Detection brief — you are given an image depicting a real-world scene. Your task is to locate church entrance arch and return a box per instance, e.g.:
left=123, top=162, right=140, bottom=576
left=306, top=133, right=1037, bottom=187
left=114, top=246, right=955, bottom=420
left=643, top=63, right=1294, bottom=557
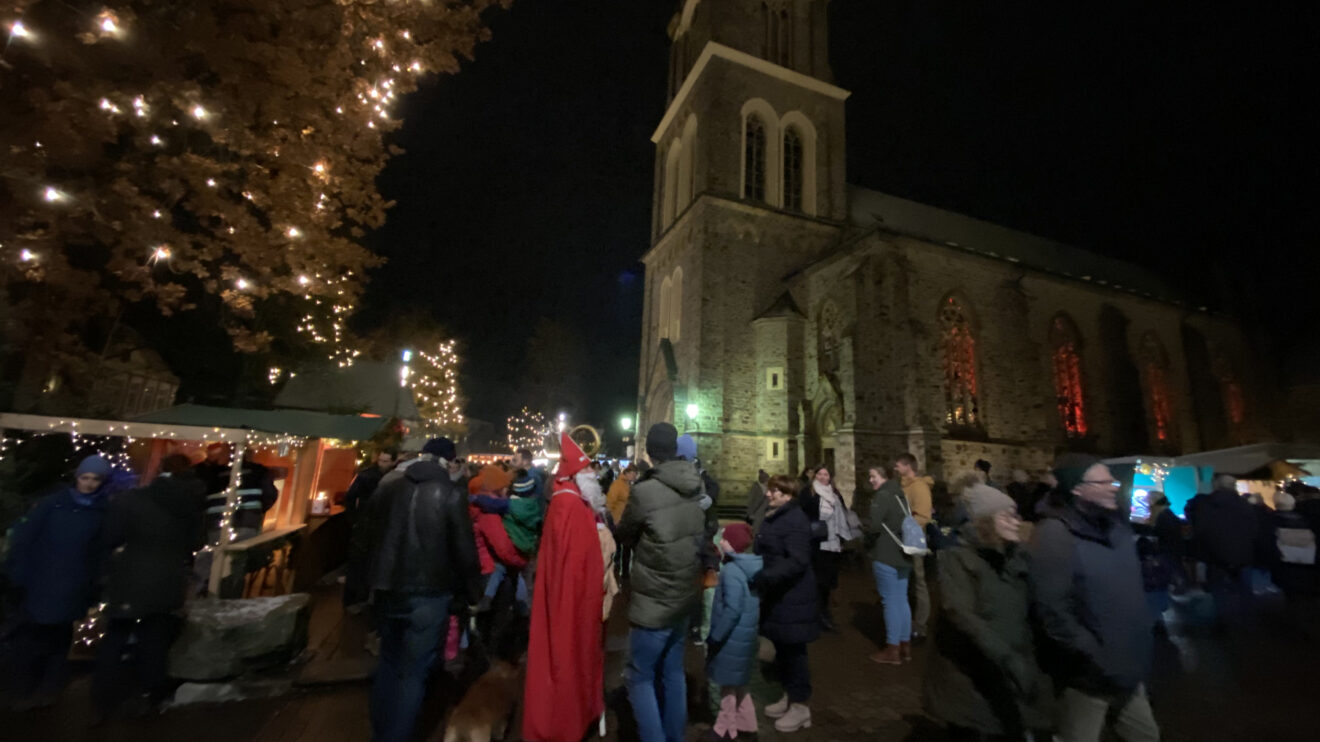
left=811, top=377, right=842, bottom=470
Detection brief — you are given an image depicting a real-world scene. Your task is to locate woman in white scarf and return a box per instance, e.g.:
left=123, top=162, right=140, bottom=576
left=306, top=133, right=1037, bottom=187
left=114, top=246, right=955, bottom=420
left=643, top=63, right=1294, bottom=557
left=808, top=466, right=851, bottom=632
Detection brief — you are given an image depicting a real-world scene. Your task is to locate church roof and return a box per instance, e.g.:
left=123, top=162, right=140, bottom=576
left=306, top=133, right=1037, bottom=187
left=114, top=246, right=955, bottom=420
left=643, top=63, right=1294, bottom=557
left=846, top=186, right=1179, bottom=302
left=754, top=292, right=806, bottom=321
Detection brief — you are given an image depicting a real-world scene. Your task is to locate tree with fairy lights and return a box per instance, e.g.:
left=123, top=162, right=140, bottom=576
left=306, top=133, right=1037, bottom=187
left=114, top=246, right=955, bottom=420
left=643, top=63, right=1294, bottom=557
left=410, top=339, right=466, bottom=437
left=0, top=1, right=509, bottom=378
left=506, top=407, right=550, bottom=454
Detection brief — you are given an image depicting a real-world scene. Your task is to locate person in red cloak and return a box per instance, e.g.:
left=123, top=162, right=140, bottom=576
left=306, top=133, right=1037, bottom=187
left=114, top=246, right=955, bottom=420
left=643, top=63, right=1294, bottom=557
left=522, top=432, right=606, bottom=742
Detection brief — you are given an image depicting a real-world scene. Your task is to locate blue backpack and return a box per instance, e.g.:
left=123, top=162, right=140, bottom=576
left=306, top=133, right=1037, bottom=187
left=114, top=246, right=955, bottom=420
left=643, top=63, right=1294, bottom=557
left=882, top=493, right=930, bottom=556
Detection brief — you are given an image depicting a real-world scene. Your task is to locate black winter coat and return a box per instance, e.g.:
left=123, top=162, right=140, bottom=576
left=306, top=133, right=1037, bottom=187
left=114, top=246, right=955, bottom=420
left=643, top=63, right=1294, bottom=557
left=102, top=473, right=206, bottom=618
left=752, top=501, right=819, bottom=645
left=1191, top=489, right=1256, bottom=569
left=364, top=460, right=482, bottom=602
left=1030, top=499, right=1151, bottom=696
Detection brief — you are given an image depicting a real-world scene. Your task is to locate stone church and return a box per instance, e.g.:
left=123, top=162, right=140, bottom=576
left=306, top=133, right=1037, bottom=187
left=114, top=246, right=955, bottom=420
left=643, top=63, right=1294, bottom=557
left=635, top=0, right=1261, bottom=502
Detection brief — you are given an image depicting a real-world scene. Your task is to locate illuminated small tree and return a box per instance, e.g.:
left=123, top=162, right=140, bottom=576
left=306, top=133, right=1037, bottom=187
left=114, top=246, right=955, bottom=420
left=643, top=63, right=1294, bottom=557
left=411, top=340, right=465, bottom=436
left=506, top=407, right=549, bottom=454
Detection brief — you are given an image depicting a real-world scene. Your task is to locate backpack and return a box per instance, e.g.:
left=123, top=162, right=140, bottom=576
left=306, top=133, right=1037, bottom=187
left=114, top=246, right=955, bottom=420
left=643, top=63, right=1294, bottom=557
left=882, top=493, right=930, bottom=556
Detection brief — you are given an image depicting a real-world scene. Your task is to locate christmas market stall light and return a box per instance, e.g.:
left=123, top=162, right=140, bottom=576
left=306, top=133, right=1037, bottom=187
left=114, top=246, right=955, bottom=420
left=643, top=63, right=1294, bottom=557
left=1, top=1, right=510, bottom=371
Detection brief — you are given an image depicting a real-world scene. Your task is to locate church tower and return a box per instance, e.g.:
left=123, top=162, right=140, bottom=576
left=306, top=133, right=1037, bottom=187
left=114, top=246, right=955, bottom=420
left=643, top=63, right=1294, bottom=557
left=638, top=0, right=850, bottom=494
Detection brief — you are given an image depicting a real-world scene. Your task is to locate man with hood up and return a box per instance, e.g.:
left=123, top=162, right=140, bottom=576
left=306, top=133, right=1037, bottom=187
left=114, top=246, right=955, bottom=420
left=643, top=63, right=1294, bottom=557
left=4, top=454, right=113, bottom=708
left=617, top=422, right=707, bottom=742
left=523, top=432, right=613, bottom=742
left=363, top=436, right=481, bottom=742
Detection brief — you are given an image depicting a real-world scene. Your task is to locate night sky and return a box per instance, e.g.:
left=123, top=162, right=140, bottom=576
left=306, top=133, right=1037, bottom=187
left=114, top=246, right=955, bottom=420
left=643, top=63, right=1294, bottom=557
left=355, top=1, right=1315, bottom=429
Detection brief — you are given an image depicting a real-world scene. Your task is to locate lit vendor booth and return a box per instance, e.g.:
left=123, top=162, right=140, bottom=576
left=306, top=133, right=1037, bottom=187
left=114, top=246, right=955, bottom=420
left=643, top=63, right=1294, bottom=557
left=1102, top=455, right=1211, bottom=520
left=1, top=406, right=384, bottom=599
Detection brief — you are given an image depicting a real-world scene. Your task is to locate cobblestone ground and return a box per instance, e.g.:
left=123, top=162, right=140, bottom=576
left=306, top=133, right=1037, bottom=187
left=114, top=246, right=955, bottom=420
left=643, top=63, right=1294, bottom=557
left=3, top=559, right=1319, bottom=742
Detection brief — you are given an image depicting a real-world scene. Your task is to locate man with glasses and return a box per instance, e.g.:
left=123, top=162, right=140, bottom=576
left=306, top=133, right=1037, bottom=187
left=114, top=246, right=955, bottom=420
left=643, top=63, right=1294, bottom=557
left=1031, top=454, right=1159, bottom=741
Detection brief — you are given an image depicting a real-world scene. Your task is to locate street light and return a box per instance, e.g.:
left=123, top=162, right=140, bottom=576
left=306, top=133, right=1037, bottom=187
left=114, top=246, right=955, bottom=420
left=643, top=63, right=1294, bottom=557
left=685, top=403, right=699, bottom=420
left=620, top=416, right=632, bottom=431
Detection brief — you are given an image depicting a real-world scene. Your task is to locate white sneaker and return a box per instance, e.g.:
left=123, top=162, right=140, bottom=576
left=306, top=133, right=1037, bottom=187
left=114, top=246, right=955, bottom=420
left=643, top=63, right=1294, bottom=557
left=764, top=695, right=789, bottom=719
left=774, top=703, right=811, bottom=732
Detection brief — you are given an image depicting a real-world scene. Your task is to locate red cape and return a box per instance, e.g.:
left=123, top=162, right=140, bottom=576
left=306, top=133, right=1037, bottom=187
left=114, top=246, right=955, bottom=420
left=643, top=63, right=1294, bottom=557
left=522, top=482, right=605, bottom=742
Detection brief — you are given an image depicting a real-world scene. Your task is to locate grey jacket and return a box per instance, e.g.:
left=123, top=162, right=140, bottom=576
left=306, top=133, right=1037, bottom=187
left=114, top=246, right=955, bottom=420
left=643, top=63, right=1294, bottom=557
left=616, top=459, right=706, bottom=628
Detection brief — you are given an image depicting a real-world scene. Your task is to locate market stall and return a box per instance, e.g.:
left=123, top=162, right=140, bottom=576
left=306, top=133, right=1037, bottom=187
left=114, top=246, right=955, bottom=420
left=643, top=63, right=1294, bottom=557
left=1, top=406, right=385, bottom=598
left=1174, top=442, right=1320, bottom=507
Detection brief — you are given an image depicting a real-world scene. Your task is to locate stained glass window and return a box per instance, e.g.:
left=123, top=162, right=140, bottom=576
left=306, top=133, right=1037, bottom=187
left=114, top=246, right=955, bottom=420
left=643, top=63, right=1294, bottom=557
left=1141, top=333, right=1174, bottom=444
left=1049, top=315, right=1087, bottom=436
left=939, top=297, right=979, bottom=427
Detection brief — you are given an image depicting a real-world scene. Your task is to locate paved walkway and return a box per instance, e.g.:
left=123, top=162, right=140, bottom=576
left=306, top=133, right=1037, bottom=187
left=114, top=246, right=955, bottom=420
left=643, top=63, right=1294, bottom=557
left=3, top=560, right=1319, bottom=741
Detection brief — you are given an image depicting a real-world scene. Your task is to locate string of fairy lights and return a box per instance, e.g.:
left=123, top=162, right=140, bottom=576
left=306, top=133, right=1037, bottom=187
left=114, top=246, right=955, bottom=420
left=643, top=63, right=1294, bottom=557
left=1, top=3, right=500, bottom=368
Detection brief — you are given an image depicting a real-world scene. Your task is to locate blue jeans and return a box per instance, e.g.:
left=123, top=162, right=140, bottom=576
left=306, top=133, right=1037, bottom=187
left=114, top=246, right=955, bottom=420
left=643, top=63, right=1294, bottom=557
left=627, top=619, right=689, bottom=742
left=872, top=561, right=912, bottom=646
left=371, top=592, right=451, bottom=742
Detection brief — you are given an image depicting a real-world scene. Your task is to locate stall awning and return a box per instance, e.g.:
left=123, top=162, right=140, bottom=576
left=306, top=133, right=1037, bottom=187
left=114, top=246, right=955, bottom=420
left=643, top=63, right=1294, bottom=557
left=1173, top=443, right=1320, bottom=478
left=133, top=404, right=386, bottom=443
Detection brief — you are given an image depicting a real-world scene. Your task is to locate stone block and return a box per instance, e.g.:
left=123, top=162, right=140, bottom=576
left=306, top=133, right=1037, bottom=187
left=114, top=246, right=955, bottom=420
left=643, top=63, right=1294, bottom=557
left=168, top=594, right=311, bottom=681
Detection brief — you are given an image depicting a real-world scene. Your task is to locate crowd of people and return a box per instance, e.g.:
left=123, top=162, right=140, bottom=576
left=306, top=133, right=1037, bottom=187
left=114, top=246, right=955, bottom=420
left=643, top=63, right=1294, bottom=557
left=4, top=426, right=1320, bottom=742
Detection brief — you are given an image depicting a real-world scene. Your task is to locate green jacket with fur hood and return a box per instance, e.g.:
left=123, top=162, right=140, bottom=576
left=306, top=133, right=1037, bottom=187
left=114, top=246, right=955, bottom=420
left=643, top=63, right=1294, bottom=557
left=616, top=459, right=707, bottom=628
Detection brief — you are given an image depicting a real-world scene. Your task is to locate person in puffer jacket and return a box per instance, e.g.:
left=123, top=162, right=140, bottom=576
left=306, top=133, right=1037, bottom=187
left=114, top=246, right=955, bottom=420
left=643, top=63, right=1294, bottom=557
left=704, top=523, right=763, bottom=742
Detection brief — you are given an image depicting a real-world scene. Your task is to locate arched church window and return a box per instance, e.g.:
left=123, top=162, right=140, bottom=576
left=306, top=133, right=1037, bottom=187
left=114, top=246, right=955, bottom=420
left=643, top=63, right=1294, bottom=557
left=658, top=276, right=672, bottom=340
left=670, top=267, right=683, bottom=342
left=777, top=9, right=791, bottom=67
left=1049, top=314, right=1087, bottom=437
left=1140, top=333, right=1175, bottom=444
left=783, top=126, right=804, bottom=213
left=939, top=296, right=980, bottom=428
left=1212, top=353, right=1246, bottom=429
left=662, top=140, right=681, bottom=227
left=743, top=114, right=767, bottom=202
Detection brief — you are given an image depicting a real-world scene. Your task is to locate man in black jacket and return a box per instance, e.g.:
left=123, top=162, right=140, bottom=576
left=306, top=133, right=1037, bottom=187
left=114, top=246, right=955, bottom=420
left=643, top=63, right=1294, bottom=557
left=1190, top=474, right=1256, bottom=626
left=363, top=437, right=481, bottom=742
left=342, top=448, right=397, bottom=608
left=1031, top=454, right=1159, bottom=742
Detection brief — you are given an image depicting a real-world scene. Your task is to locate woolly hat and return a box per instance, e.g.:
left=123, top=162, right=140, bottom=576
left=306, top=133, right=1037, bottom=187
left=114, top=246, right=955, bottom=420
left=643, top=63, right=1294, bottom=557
left=467, top=476, right=483, bottom=495
left=964, top=483, right=1017, bottom=520
left=422, top=437, right=456, bottom=461
left=676, top=434, right=697, bottom=461
left=76, top=454, right=111, bottom=479
left=512, top=473, right=537, bottom=495
left=556, top=431, right=591, bottom=479
left=645, top=422, right=678, bottom=462
left=722, top=523, right=754, bottom=554
left=1052, top=453, right=1102, bottom=499
left=481, top=465, right=513, bottom=493
left=1275, top=491, right=1296, bottom=512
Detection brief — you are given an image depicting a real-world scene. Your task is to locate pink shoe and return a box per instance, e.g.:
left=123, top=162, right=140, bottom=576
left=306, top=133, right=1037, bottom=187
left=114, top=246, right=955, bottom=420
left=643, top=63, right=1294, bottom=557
left=734, top=692, right=758, bottom=734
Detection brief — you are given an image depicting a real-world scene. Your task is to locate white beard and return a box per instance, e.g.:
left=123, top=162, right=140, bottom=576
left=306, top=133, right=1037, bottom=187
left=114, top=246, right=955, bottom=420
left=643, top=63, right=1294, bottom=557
left=575, top=470, right=606, bottom=514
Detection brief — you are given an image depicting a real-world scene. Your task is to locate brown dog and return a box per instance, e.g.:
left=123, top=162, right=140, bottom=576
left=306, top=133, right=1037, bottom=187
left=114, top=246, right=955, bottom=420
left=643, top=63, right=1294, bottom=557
left=436, top=659, right=524, bottom=742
